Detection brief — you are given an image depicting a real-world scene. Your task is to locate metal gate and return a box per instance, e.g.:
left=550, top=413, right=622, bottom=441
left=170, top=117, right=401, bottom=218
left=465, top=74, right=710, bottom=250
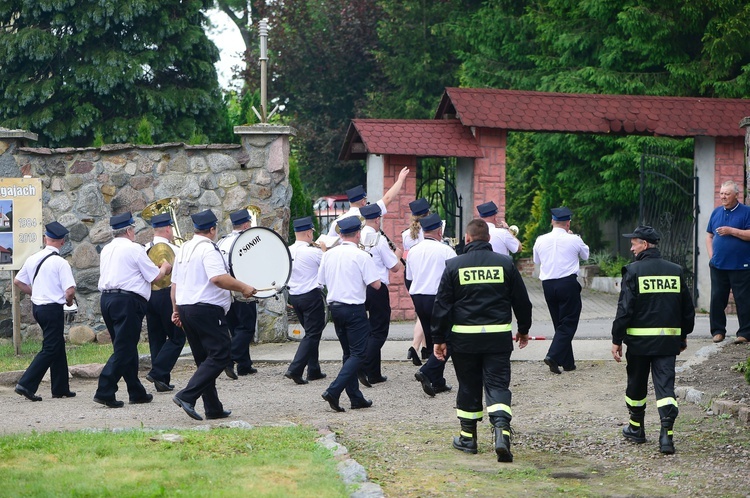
left=416, top=157, right=464, bottom=253
left=639, top=146, right=698, bottom=302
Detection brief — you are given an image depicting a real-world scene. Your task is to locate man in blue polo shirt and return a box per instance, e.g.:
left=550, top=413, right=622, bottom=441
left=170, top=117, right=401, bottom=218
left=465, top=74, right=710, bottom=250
left=706, top=180, right=750, bottom=344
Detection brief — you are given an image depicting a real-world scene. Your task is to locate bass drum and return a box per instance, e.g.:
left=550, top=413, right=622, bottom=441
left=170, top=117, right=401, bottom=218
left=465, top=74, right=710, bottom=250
left=228, top=227, right=292, bottom=298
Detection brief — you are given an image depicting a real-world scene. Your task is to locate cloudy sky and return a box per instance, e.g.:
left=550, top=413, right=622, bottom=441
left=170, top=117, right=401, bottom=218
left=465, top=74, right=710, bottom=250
left=206, top=9, right=246, bottom=91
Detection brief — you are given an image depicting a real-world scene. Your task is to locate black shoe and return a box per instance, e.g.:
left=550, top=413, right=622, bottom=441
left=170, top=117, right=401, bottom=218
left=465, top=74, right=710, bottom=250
left=284, top=371, right=309, bottom=385
left=146, top=374, right=174, bottom=392
left=369, top=375, right=388, bottom=384
left=421, top=347, right=430, bottom=360
left=206, top=410, right=232, bottom=420
left=306, top=372, right=327, bottom=381
left=434, top=384, right=452, bottom=394
left=563, top=365, right=577, bottom=372
left=52, top=391, right=76, bottom=398
left=173, top=395, right=203, bottom=420
left=452, top=435, right=478, bottom=454
left=224, top=365, right=238, bottom=380
left=321, top=391, right=345, bottom=412
left=237, top=366, right=258, bottom=376
left=544, top=356, right=562, bottom=375
left=407, top=347, right=422, bottom=366
left=93, top=396, right=124, bottom=408
left=351, top=399, right=373, bottom=410
left=357, top=371, right=372, bottom=388
left=129, top=393, right=154, bottom=404
left=493, top=427, right=514, bottom=463
left=15, top=384, right=42, bottom=402
left=414, top=372, right=436, bottom=397
left=622, top=424, right=646, bottom=444
left=659, top=426, right=675, bottom=454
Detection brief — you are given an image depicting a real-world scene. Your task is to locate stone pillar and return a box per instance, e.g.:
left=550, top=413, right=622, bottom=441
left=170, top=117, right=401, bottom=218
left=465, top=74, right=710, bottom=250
left=0, top=128, right=38, bottom=178
left=695, top=136, right=715, bottom=311
left=234, top=125, right=296, bottom=342
left=456, top=157, right=475, bottom=230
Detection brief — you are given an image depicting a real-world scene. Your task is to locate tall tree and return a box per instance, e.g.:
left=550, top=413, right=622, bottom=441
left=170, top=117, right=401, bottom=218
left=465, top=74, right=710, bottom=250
left=457, top=0, right=750, bottom=252
left=0, top=0, right=228, bottom=146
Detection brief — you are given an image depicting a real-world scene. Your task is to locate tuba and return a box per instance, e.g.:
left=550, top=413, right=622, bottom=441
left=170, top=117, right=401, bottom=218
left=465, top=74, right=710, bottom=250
left=141, top=197, right=185, bottom=245
left=141, top=197, right=183, bottom=291
left=246, top=204, right=262, bottom=227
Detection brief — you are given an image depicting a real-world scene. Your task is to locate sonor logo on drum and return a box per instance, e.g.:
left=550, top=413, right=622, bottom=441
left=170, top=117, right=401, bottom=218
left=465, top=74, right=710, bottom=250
left=238, top=235, right=262, bottom=257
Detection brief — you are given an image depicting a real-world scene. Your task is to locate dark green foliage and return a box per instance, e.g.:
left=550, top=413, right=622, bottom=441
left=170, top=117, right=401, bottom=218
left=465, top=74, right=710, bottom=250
left=287, top=155, right=314, bottom=244
left=0, top=0, right=229, bottom=146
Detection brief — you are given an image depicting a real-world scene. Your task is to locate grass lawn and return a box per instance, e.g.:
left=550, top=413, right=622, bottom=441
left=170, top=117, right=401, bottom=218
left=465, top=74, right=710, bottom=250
left=0, top=340, right=150, bottom=372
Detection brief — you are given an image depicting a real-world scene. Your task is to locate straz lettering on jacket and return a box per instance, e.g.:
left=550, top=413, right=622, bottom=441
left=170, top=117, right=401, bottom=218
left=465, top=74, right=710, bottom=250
left=459, top=266, right=504, bottom=285
left=638, top=275, right=679, bottom=293
left=237, top=235, right=262, bottom=257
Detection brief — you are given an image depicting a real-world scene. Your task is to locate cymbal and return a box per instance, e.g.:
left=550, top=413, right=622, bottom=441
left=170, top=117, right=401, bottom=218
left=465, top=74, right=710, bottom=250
left=148, top=242, right=175, bottom=290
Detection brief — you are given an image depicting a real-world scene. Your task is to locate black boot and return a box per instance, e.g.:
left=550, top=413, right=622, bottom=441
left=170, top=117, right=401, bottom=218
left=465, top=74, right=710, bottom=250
left=492, top=425, right=513, bottom=462
left=622, top=410, right=646, bottom=443
left=452, top=420, right=477, bottom=454
left=659, top=418, right=675, bottom=454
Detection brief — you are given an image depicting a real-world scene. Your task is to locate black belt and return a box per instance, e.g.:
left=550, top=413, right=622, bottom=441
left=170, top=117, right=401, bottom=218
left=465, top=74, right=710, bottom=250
left=102, top=289, right=146, bottom=302
left=329, top=301, right=364, bottom=307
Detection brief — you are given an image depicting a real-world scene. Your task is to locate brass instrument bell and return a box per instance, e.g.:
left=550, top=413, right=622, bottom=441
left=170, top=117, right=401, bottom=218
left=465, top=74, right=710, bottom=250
left=141, top=197, right=185, bottom=245
left=147, top=242, right=176, bottom=290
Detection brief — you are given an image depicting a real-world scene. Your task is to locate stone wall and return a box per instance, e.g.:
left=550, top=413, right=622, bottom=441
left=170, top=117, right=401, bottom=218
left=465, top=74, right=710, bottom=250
left=0, top=126, right=295, bottom=343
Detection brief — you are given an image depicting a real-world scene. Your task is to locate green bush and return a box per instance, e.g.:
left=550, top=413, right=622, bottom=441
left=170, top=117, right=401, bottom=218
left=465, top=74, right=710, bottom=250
left=585, top=251, right=632, bottom=277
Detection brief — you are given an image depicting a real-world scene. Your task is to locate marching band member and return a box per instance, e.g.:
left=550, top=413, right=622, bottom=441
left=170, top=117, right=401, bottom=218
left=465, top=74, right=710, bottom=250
left=171, top=210, right=256, bottom=421
left=284, top=216, right=327, bottom=384
left=318, top=216, right=381, bottom=412
left=406, top=213, right=456, bottom=397
left=327, top=167, right=410, bottom=236
left=217, top=209, right=258, bottom=379
left=476, top=201, right=521, bottom=256
left=401, top=197, right=430, bottom=365
left=358, top=203, right=403, bottom=386
left=144, top=213, right=185, bottom=393
left=95, top=212, right=171, bottom=408
left=13, top=222, right=77, bottom=401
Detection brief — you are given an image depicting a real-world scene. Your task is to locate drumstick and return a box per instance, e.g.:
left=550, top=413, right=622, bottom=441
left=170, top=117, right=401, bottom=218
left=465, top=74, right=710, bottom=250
left=254, top=282, right=285, bottom=292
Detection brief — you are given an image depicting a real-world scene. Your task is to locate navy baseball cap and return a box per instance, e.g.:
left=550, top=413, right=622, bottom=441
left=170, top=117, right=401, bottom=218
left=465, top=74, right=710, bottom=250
left=191, top=210, right=218, bottom=230
left=338, top=216, right=363, bottom=234
left=420, top=213, right=442, bottom=232
left=409, top=198, right=430, bottom=216
left=150, top=213, right=172, bottom=228
left=44, top=221, right=69, bottom=239
left=551, top=207, right=573, bottom=221
left=346, top=185, right=367, bottom=203
left=229, top=209, right=251, bottom=226
left=360, top=204, right=382, bottom=220
left=293, top=217, right=314, bottom=232
left=477, top=201, right=498, bottom=218
left=110, top=212, right=134, bottom=230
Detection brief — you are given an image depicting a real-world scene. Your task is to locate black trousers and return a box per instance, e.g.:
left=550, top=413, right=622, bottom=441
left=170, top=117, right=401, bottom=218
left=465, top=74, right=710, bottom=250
left=452, top=350, right=512, bottom=427
left=96, top=293, right=149, bottom=402
left=176, top=304, right=230, bottom=416
left=18, top=303, right=70, bottom=395
left=709, top=265, right=750, bottom=340
left=326, top=303, right=368, bottom=404
left=287, top=289, right=325, bottom=378
left=226, top=300, right=257, bottom=372
left=411, top=293, right=449, bottom=389
left=542, top=275, right=582, bottom=370
left=146, top=287, right=186, bottom=385
left=625, top=351, right=678, bottom=421
left=363, top=283, right=391, bottom=379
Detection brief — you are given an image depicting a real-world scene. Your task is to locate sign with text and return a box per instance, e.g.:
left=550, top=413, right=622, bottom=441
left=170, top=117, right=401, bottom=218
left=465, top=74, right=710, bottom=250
left=0, top=178, right=43, bottom=271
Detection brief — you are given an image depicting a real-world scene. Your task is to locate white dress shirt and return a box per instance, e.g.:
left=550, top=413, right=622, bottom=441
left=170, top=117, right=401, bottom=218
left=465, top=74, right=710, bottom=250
left=98, top=237, right=160, bottom=300
left=405, top=238, right=456, bottom=295
left=318, top=241, right=380, bottom=304
left=401, top=227, right=424, bottom=253
left=486, top=221, right=520, bottom=256
left=16, top=246, right=76, bottom=305
left=533, top=227, right=590, bottom=280
left=173, top=235, right=232, bottom=313
left=361, top=225, right=399, bottom=285
left=288, top=240, right=323, bottom=295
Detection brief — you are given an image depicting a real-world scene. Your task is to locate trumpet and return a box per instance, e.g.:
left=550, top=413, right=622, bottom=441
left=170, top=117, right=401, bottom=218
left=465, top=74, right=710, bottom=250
left=141, top=197, right=185, bottom=246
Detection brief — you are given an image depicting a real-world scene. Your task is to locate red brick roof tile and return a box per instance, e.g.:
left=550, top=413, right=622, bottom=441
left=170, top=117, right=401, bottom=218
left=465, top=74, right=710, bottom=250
left=339, top=119, right=483, bottom=160
left=436, top=88, right=750, bottom=138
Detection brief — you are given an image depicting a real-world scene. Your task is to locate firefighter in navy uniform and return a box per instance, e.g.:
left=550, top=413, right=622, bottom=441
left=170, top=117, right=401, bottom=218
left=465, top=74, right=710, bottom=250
left=432, top=219, right=532, bottom=462
left=611, top=226, right=695, bottom=455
